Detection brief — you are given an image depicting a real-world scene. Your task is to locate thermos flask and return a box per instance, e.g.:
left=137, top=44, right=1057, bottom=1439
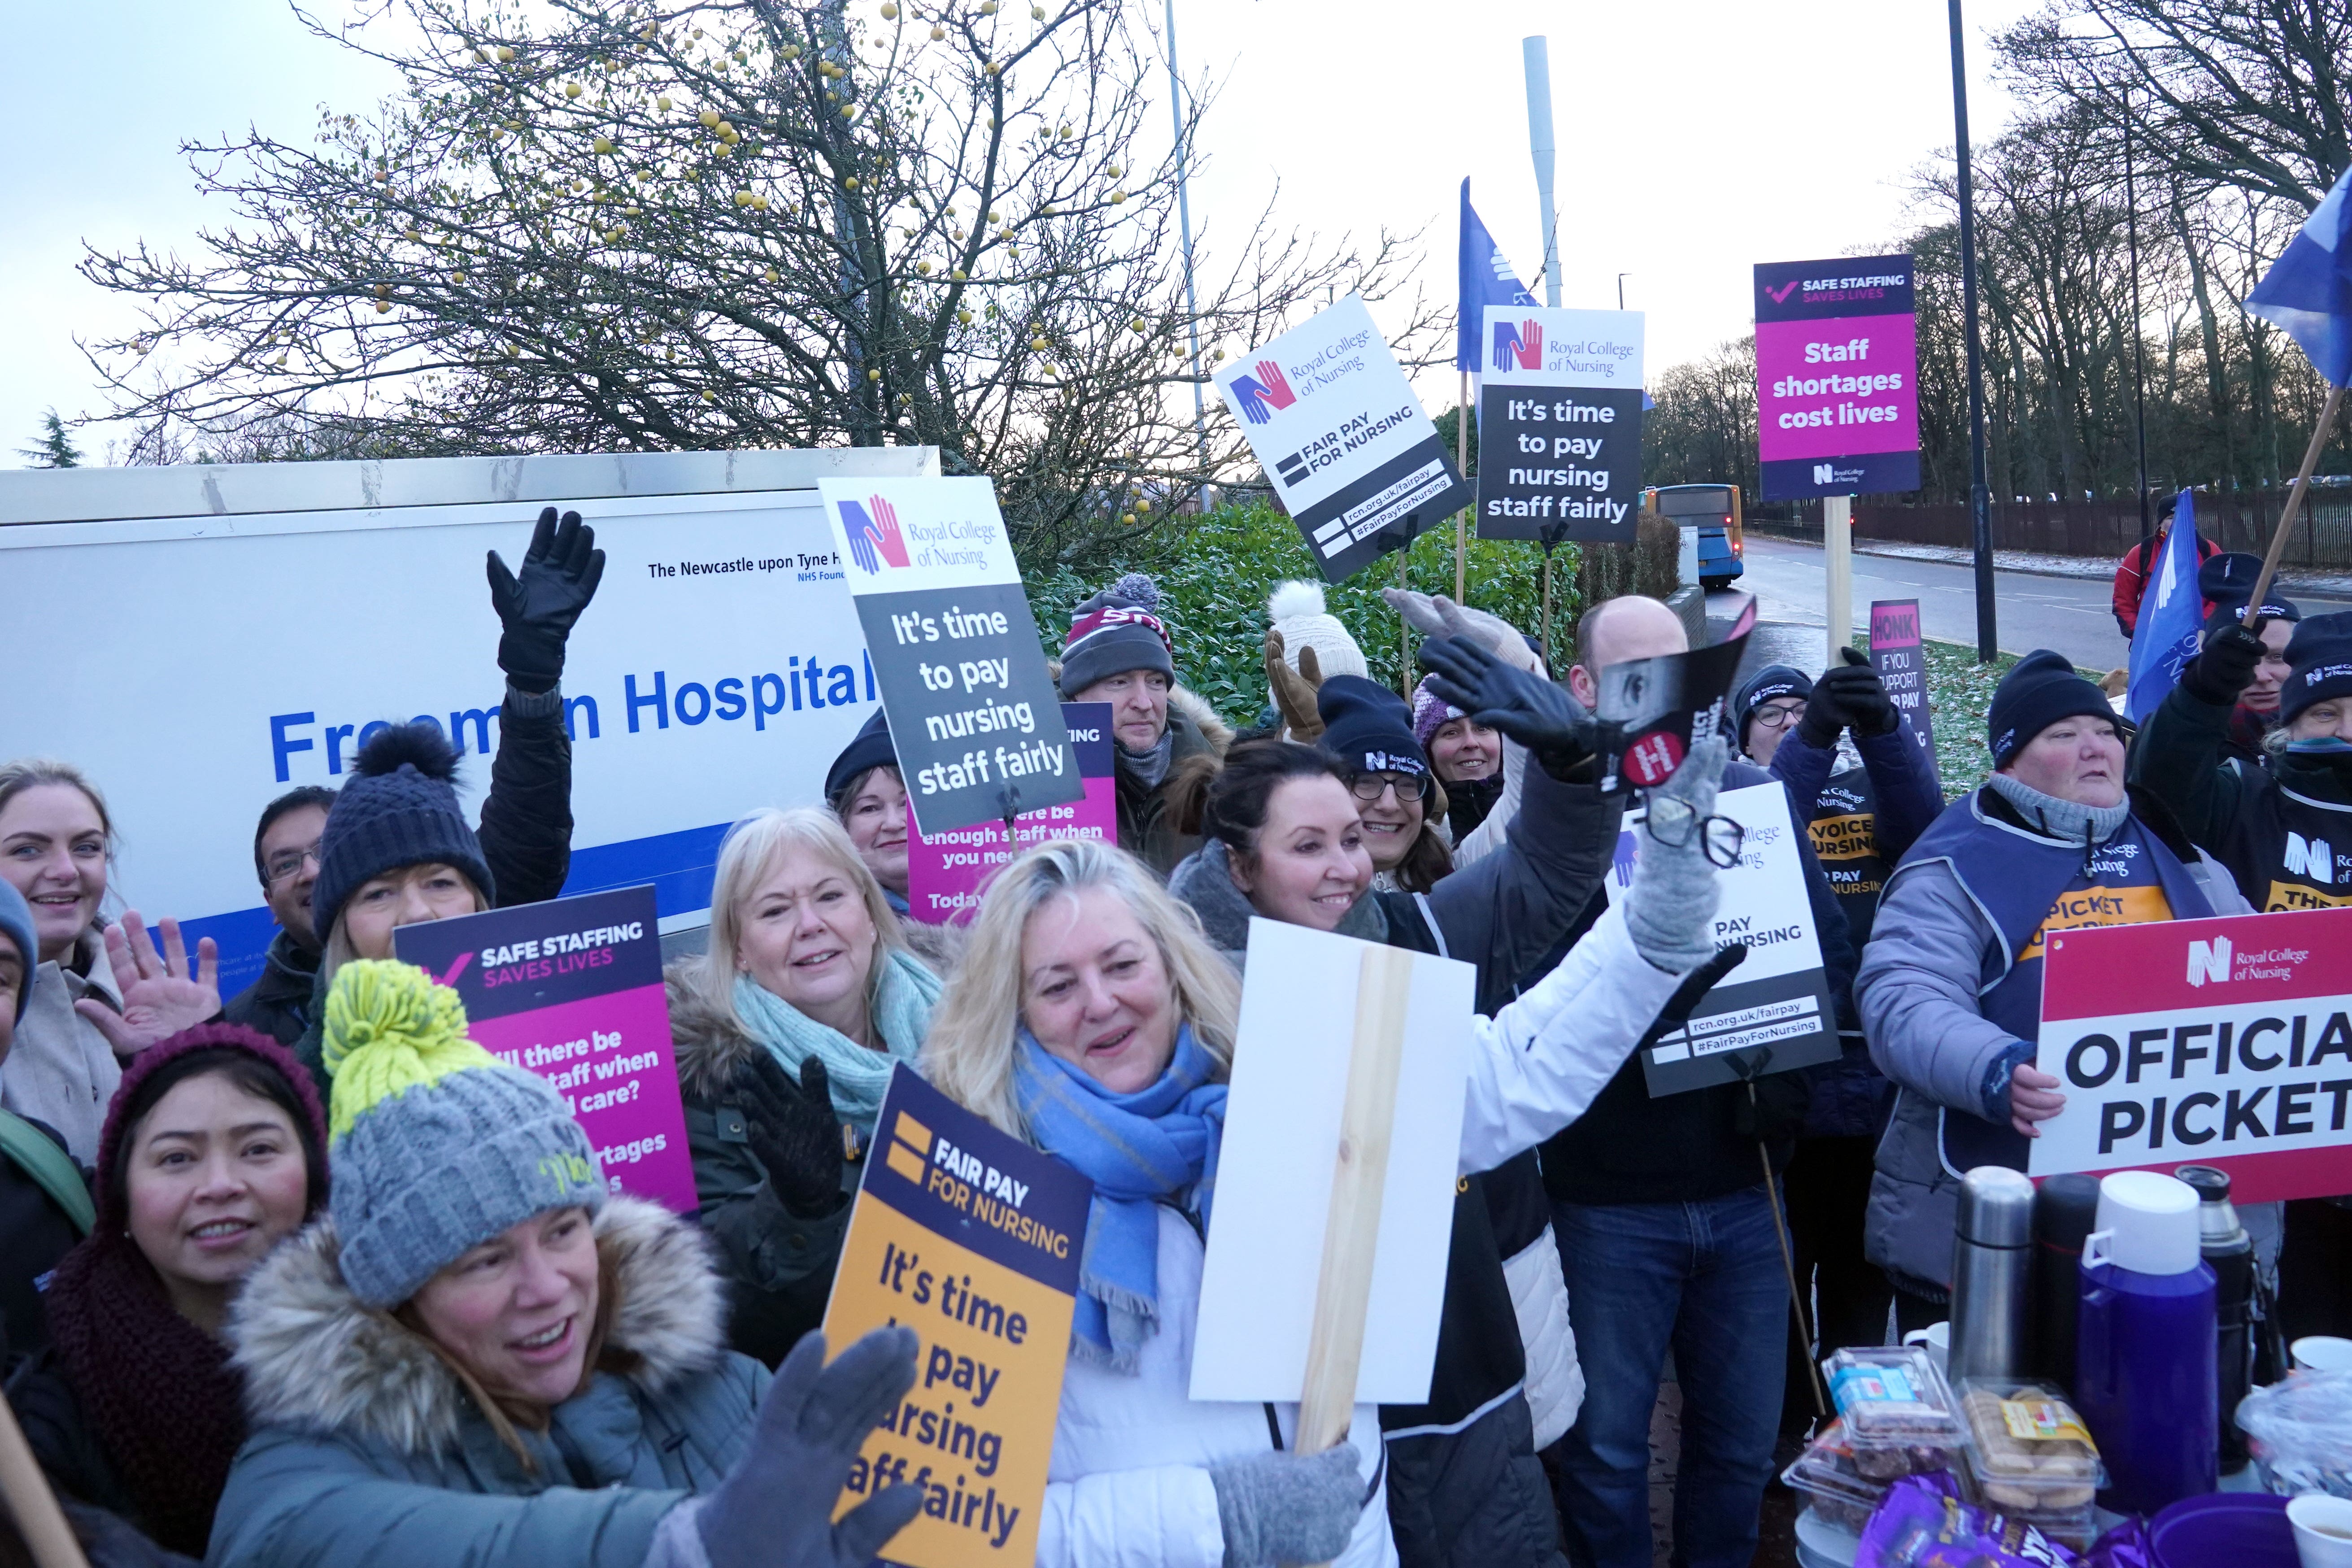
left=1949, top=1166, right=2037, bottom=1381
left=2177, top=1165, right=2256, bottom=1475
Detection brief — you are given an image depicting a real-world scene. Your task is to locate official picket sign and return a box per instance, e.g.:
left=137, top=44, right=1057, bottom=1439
left=1475, top=307, right=1645, bottom=547
left=1214, top=293, right=1471, bottom=581
left=822, top=1065, right=1090, bottom=1567
left=393, top=884, right=698, bottom=1212
left=906, top=704, right=1117, bottom=924
left=1606, top=781, right=1841, bottom=1095
left=0, top=450, right=933, bottom=995
left=1869, top=598, right=1940, bottom=792
left=818, top=477, right=1079, bottom=837
left=1753, top=254, right=1920, bottom=500
left=2030, top=907, right=2352, bottom=1202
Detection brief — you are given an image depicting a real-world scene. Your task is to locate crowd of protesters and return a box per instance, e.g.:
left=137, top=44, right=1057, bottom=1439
left=3, top=496, right=2349, bottom=1568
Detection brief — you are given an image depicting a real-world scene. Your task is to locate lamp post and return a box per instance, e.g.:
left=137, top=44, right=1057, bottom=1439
left=1523, top=38, right=1562, bottom=309
left=1948, top=0, right=1999, bottom=662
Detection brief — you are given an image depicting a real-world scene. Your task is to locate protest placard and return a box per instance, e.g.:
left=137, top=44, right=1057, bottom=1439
left=1594, top=594, right=1757, bottom=794
left=817, top=477, right=1080, bottom=838
left=1605, top=780, right=1843, bottom=1096
left=1754, top=254, right=1920, bottom=501
left=1475, top=307, right=1645, bottom=547
left=1189, top=918, right=1473, bottom=1406
left=2030, top=907, right=2352, bottom=1202
left=822, top=1065, right=1089, bottom=1566
left=0, top=450, right=931, bottom=996
left=905, top=704, right=1117, bottom=924
left=1869, top=597, right=1940, bottom=792
left=1214, top=294, right=1471, bottom=582
left=392, top=884, right=697, bottom=1211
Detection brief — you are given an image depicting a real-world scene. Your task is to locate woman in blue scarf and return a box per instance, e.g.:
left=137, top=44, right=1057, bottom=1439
left=919, top=741, right=1729, bottom=1568
left=666, top=807, right=945, bottom=1365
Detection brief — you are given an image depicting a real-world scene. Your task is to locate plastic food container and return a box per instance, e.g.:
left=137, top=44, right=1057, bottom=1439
left=1957, top=1379, right=2104, bottom=1549
left=1782, top=1421, right=1890, bottom=1533
left=1822, top=1346, right=1970, bottom=1478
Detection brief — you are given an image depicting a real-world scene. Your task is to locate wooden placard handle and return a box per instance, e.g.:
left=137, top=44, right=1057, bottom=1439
left=0, top=1394, right=90, bottom=1568
left=1296, top=943, right=1417, bottom=1457
left=2244, top=382, right=2346, bottom=623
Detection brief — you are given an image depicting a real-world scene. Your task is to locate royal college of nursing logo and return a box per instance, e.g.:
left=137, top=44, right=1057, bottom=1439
left=838, top=495, right=912, bottom=575
left=2186, top=934, right=2232, bottom=987
left=1491, top=318, right=1542, bottom=372
left=1228, top=360, right=1298, bottom=425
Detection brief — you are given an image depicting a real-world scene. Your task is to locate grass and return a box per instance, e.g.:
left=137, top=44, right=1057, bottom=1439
left=1855, top=636, right=2101, bottom=800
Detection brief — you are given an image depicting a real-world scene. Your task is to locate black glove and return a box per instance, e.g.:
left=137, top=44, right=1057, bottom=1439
left=1812, top=649, right=1899, bottom=738
left=2182, top=619, right=2267, bottom=707
left=488, top=506, right=605, bottom=693
left=695, top=1326, right=926, bottom=1568
left=1418, top=636, right=1596, bottom=780
left=735, top=1054, right=847, bottom=1218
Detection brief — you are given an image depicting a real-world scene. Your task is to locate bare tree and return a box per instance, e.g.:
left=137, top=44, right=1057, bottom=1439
left=82, top=0, right=1438, bottom=565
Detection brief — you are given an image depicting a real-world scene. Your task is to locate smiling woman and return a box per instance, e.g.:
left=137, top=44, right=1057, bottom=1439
left=10, top=1022, right=327, bottom=1558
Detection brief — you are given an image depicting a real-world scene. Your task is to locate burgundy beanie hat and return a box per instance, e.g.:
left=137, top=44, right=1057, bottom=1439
left=93, top=1021, right=331, bottom=1232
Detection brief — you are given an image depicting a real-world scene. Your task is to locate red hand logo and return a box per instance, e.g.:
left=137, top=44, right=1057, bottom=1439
left=866, top=494, right=912, bottom=568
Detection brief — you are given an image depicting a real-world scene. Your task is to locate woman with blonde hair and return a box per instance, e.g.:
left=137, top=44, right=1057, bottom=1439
left=919, top=747, right=1732, bottom=1568
left=667, top=807, right=946, bottom=1365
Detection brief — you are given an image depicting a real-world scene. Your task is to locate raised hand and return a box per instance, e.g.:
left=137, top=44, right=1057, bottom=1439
left=1417, top=636, right=1594, bottom=777
left=1624, top=738, right=1731, bottom=974
left=734, top=1054, right=847, bottom=1217
left=1383, top=588, right=1544, bottom=676
left=1803, top=648, right=1899, bottom=742
left=487, top=506, right=605, bottom=693
left=1266, top=627, right=1327, bottom=741
left=76, top=912, right=221, bottom=1056
left=2182, top=619, right=2267, bottom=707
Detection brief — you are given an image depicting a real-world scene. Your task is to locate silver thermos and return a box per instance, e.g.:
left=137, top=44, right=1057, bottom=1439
left=1949, top=1166, right=2038, bottom=1381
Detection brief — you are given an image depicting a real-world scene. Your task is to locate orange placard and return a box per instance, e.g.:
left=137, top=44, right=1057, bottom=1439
left=822, top=1065, right=1090, bottom=1566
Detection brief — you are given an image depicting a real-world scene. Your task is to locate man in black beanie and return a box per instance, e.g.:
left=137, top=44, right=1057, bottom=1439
left=1857, top=649, right=2252, bottom=1329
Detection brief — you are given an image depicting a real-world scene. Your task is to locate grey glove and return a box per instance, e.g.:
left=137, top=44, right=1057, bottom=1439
left=694, top=1326, right=925, bottom=1568
left=1382, top=588, right=1545, bottom=675
left=1625, top=736, right=1729, bottom=974
left=1209, top=1441, right=1364, bottom=1568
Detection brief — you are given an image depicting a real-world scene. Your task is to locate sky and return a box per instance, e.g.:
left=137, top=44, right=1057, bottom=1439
left=0, top=0, right=2046, bottom=466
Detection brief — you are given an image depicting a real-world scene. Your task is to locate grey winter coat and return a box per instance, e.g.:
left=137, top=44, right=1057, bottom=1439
left=1858, top=795, right=2252, bottom=1294
left=208, top=1197, right=764, bottom=1568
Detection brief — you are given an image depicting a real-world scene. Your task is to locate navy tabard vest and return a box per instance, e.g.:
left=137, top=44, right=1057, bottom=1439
left=1888, top=791, right=2217, bottom=1175
left=2217, top=772, right=2352, bottom=913
left=1808, top=765, right=1895, bottom=950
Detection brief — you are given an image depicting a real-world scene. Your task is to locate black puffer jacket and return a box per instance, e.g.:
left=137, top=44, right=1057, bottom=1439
left=221, top=932, right=318, bottom=1053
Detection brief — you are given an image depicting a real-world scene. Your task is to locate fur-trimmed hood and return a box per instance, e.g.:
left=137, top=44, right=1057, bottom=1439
left=228, top=1195, right=727, bottom=1457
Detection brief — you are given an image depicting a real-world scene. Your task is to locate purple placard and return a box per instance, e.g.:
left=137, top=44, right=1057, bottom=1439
left=393, top=884, right=698, bottom=1213
left=906, top=703, right=1117, bottom=923
left=1869, top=598, right=1940, bottom=793
left=1754, top=254, right=1920, bottom=500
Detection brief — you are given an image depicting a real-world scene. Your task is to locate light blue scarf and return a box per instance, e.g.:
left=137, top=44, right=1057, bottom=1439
left=1013, top=1027, right=1228, bottom=1373
left=731, top=947, right=942, bottom=1134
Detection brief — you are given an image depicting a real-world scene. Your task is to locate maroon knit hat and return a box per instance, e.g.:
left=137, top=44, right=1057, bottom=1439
left=93, top=1021, right=330, bottom=1233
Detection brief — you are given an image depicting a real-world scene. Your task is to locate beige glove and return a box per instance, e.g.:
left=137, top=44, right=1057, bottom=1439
left=1266, top=627, right=1328, bottom=741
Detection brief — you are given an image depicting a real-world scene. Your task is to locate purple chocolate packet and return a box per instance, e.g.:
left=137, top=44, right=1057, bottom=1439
left=1858, top=1475, right=2081, bottom=1568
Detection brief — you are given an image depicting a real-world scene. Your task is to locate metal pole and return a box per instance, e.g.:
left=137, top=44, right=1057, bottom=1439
left=1618, top=274, right=1629, bottom=311
left=1522, top=39, right=1562, bottom=309
left=1948, top=0, right=1999, bottom=662
left=1456, top=368, right=1470, bottom=601
left=1165, top=0, right=1207, bottom=491
left=2126, top=85, right=2152, bottom=548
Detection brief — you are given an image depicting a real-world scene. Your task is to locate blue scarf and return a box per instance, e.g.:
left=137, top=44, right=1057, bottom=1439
left=1013, top=1027, right=1228, bottom=1373
left=731, top=948, right=941, bottom=1136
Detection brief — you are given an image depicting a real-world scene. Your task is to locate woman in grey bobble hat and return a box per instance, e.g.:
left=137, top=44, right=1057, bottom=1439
left=209, top=958, right=927, bottom=1568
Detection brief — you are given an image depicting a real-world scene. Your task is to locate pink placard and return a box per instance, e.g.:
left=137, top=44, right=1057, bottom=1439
left=1754, top=313, right=1919, bottom=463
left=905, top=773, right=1119, bottom=924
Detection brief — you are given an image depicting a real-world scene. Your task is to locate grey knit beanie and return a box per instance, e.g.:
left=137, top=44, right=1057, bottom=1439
left=319, top=959, right=604, bottom=1309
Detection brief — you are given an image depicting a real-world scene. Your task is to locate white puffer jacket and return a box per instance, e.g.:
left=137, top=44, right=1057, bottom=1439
left=1503, top=1224, right=1582, bottom=1449
left=1036, top=902, right=1683, bottom=1567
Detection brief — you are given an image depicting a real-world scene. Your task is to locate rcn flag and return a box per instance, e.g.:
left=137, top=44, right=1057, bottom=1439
left=2247, top=163, right=2352, bottom=386
left=2127, top=490, right=2206, bottom=722
left=1458, top=179, right=1538, bottom=372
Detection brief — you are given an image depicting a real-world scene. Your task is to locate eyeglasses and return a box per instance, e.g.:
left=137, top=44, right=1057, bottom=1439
left=1751, top=701, right=1807, bottom=731
left=1349, top=771, right=1433, bottom=805
left=1644, top=797, right=1747, bottom=868
left=264, top=844, right=323, bottom=886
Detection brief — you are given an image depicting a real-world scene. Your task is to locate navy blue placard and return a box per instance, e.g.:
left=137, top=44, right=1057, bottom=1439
left=1754, top=254, right=1916, bottom=324
left=392, top=884, right=664, bottom=1023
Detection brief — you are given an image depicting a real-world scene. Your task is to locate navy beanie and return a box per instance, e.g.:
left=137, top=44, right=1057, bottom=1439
left=1734, top=664, right=1815, bottom=751
left=1317, top=676, right=1429, bottom=778
left=2280, top=612, right=2352, bottom=725
left=2200, top=551, right=2301, bottom=631
left=310, top=724, right=496, bottom=945
left=825, top=708, right=898, bottom=804
left=1987, top=650, right=2118, bottom=769
left=1058, top=572, right=1175, bottom=697
left=0, top=880, right=35, bottom=1022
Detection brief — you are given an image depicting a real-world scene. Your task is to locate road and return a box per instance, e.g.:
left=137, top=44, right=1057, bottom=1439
left=1711, top=534, right=2352, bottom=674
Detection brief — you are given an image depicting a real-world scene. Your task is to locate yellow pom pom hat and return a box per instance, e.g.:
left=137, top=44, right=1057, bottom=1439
left=320, top=959, right=606, bottom=1308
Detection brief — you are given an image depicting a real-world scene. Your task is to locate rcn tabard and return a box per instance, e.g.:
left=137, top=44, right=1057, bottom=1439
left=392, top=884, right=697, bottom=1211
left=1476, top=307, right=1646, bottom=547
left=2031, top=907, right=2352, bottom=1202
left=1214, top=294, right=1471, bottom=581
left=818, top=478, right=1080, bottom=836
left=1605, top=780, right=1842, bottom=1096
left=822, top=1066, right=1090, bottom=1567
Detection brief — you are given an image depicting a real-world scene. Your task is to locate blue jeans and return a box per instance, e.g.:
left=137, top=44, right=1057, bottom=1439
left=1552, top=1185, right=1790, bottom=1568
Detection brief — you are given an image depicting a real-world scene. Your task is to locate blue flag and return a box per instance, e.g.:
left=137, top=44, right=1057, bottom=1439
left=1458, top=180, right=1538, bottom=372
left=2127, top=491, right=2206, bottom=722
left=2247, top=164, right=2352, bottom=387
